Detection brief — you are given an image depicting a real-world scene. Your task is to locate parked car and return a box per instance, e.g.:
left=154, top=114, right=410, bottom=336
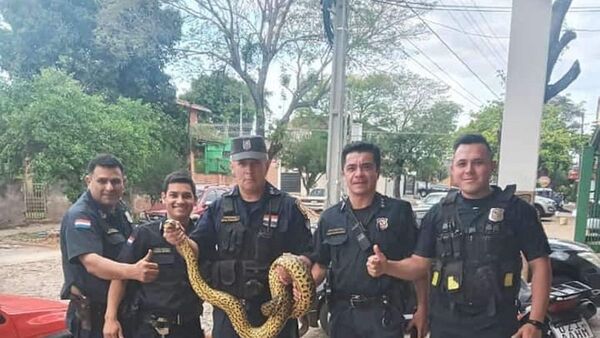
left=0, top=294, right=71, bottom=338
left=414, top=191, right=556, bottom=226
left=141, top=185, right=231, bottom=221
left=535, top=195, right=557, bottom=218
left=301, top=188, right=326, bottom=212
left=413, top=192, right=447, bottom=226
left=416, top=183, right=450, bottom=197
left=535, top=187, right=565, bottom=210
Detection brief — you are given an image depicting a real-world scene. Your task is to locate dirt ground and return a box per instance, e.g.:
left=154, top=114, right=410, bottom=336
left=0, top=216, right=598, bottom=338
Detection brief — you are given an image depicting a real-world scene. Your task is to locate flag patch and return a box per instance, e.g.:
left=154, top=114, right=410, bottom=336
left=74, top=218, right=92, bottom=229
left=127, top=235, right=135, bottom=245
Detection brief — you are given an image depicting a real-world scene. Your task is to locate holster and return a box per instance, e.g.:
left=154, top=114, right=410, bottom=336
left=69, top=286, right=92, bottom=331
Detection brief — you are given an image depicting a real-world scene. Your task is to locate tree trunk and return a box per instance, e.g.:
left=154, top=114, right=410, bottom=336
left=393, top=176, right=401, bottom=198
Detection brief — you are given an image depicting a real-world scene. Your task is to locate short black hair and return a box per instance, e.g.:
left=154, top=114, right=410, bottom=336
left=162, top=170, right=197, bottom=197
left=87, top=154, right=124, bottom=174
left=453, top=134, right=493, bottom=158
left=342, top=141, right=381, bottom=171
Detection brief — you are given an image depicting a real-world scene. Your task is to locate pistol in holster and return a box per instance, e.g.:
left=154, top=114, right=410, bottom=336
left=69, top=285, right=92, bottom=331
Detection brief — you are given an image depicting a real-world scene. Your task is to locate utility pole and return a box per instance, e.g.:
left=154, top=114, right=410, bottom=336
left=325, top=0, right=349, bottom=207
left=239, top=94, right=243, bottom=136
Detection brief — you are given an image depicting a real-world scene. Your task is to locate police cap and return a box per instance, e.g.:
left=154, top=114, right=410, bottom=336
left=230, top=136, right=268, bottom=161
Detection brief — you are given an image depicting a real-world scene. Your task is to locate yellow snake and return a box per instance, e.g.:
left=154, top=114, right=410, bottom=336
left=164, top=219, right=315, bottom=338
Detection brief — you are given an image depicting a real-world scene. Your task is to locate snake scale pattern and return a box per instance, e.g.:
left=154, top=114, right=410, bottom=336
left=164, top=219, right=315, bottom=338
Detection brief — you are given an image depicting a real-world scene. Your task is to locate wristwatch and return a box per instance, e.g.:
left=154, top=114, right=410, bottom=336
left=526, top=319, right=546, bottom=330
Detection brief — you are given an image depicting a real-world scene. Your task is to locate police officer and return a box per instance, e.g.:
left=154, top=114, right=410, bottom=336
left=164, top=135, right=313, bottom=338
left=367, top=134, right=552, bottom=338
left=60, top=154, right=160, bottom=338
left=103, top=170, right=205, bottom=338
left=311, top=142, right=429, bottom=338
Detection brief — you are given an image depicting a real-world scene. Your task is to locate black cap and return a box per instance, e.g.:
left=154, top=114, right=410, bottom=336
left=230, top=136, right=268, bottom=161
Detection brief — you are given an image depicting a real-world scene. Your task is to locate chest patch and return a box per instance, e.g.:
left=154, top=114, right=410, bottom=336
left=152, top=247, right=172, bottom=254
left=377, top=217, right=389, bottom=231
left=326, top=227, right=346, bottom=236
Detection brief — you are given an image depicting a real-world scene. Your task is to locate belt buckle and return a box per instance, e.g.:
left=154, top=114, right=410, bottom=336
left=153, top=317, right=170, bottom=336
left=349, top=295, right=364, bottom=308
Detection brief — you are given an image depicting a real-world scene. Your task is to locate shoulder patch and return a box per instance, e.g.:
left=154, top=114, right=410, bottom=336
left=74, top=218, right=92, bottom=230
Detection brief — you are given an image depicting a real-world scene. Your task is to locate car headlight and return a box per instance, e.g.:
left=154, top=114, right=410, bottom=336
left=550, top=251, right=570, bottom=261
left=577, top=251, right=600, bottom=268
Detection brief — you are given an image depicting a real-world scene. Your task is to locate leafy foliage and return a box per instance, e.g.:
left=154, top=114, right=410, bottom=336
left=0, top=0, right=182, bottom=115
left=0, top=69, right=183, bottom=201
left=279, top=110, right=328, bottom=194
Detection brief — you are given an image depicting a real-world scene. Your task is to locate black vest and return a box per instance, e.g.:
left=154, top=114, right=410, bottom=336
left=211, top=192, right=284, bottom=301
left=431, top=185, right=522, bottom=314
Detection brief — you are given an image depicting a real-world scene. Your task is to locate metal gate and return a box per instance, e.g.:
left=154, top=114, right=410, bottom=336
left=23, top=182, right=47, bottom=220
left=575, top=129, right=600, bottom=250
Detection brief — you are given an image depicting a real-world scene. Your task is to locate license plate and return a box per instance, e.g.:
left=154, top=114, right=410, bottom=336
left=550, top=318, right=594, bottom=338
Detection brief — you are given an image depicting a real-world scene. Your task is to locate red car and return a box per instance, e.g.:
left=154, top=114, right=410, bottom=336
left=0, top=294, right=71, bottom=338
left=142, top=185, right=231, bottom=221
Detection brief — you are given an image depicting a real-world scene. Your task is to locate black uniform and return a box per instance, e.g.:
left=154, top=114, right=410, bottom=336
left=189, top=183, right=312, bottom=338
left=116, top=218, right=204, bottom=338
left=311, top=193, right=417, bottom=338
left=414, top=186, right=551, bottom=338
left=60, top=191, right=133, bottom=338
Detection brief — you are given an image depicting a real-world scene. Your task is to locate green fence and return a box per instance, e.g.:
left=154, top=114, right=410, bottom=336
left=575, top=128, right=600, bottom=251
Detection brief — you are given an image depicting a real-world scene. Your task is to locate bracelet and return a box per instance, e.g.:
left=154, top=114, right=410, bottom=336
left=526, top=319, right=546, bottom=330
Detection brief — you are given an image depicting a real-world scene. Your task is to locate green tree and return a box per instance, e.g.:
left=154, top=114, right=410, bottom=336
left=349, top=72, right=460, bottom=196
left=168, top=0, right=425, bottom=151
left=0, top=69, right=183, bottom=201
left=458, top=96, right=586, bottom=192
left=279, top=110, right=328, bottom=194
left=0, top=0, right=182, bottom=114
left=180, top=71, right=255, bottom=125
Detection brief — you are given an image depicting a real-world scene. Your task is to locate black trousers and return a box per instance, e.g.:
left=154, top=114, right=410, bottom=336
left=212, top=307, right=299, bottom=338
left=328, top=301, right=406, bottom=338
left=429, top=306, right=519, bottom=338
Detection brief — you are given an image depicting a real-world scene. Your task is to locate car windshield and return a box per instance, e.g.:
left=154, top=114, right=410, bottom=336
left=423, top=193, right=446, bottom=205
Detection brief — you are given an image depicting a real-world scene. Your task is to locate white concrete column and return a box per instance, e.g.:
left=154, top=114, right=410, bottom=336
left=498, top=0, right=552, bottom=199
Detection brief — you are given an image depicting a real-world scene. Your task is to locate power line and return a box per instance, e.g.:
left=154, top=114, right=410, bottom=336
left=451, top=0, right=507, bottom=66
left=465, top=0, right=509, bottom=56
left=394, top=0, right=501, bottom=99
left=442, top=0, right=502, bottom=72
left=379, top=1, right=600, bottom=13
left=399, top=42, right=483, bottom=108
left=426, top=18, right=509, bottom=38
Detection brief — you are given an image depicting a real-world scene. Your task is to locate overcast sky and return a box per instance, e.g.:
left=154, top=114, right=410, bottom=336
left=381, top=0, right=599, bottom=127
left=171, top=0, right=599, bottom=130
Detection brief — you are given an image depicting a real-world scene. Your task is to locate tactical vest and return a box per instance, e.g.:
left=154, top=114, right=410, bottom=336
left=212, top=193, right=284, bottom=300
left=430, top=185, right=522, bottom=315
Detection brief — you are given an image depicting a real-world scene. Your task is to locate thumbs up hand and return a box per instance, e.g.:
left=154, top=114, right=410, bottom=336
left=366, top=244, right=388, bottom=278
left=134, top=249, right=159, bottom=283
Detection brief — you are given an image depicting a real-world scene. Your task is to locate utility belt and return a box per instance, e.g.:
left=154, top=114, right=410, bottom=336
left=141, top=311, right=199, bottom=336
left=331, top=293, right=391, bottom=309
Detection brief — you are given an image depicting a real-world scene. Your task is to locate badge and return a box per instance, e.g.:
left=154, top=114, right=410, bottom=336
left=124, top=211, right=133, bottom=224
left=488, top=208, right=504, bottom=222
left=377, top=217, right=389, bottom=231
left=243, top=139, right=251, bottom=150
